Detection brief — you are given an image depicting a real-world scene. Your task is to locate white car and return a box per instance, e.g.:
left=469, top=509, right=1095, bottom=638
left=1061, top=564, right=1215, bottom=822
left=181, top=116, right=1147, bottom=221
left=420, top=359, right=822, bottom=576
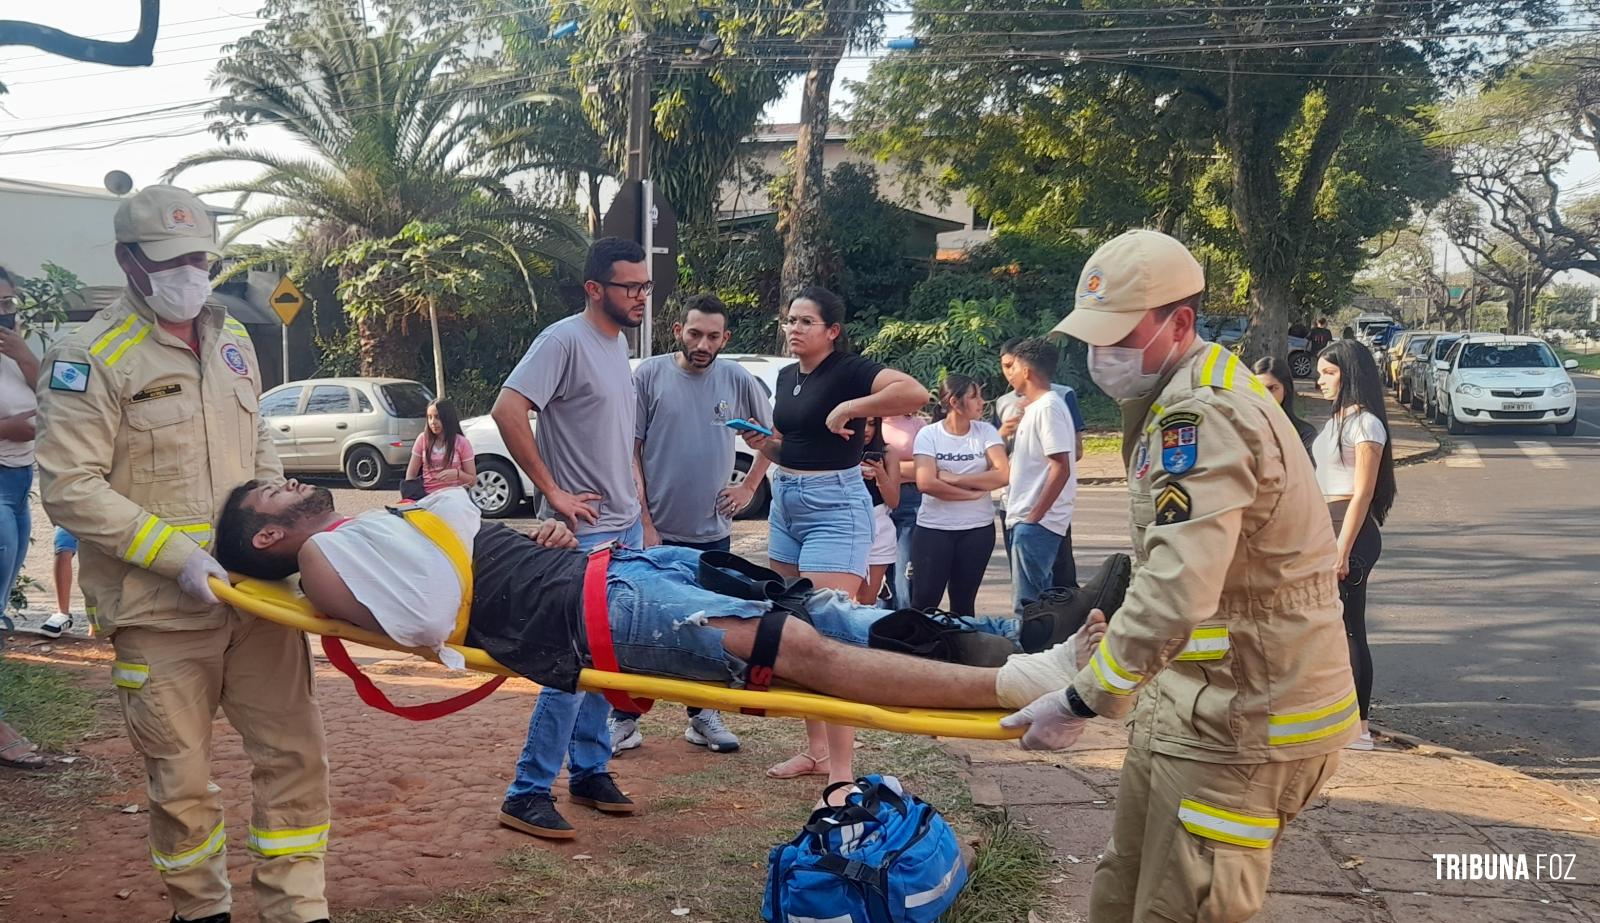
left=463, top=352, right=793, bottom=518
left=1431, top=334, right=1581, bottom=436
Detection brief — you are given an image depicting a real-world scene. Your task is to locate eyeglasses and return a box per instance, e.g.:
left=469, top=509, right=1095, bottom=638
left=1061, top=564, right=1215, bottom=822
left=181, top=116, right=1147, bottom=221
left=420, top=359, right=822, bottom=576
left=780, top=317, right=825, bottom=330
left=602, top=280, right=653, bottom=299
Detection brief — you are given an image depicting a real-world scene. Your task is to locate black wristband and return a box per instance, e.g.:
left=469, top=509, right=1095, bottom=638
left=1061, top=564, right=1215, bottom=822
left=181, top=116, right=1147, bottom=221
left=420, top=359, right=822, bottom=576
left=1065, top=686, right=1098, bottom=719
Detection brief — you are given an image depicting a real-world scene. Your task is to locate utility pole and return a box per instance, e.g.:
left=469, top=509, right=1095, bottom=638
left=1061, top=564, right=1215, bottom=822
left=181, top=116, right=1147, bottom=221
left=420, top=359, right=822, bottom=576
left=623, top=29, right=655, bottom=359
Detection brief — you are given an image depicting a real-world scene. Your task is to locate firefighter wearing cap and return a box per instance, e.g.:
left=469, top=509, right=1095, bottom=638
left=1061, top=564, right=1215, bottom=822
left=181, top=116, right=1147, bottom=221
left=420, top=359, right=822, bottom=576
left=999, top=230, right=1356, bottom=921
left=35, top=186, right=330, bottom=923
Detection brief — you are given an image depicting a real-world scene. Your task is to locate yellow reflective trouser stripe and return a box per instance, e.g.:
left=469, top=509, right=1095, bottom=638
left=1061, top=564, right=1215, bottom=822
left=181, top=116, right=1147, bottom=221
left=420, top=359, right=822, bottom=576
left=124, top=515, right=175, bottom=568
left=1174, top=626, right=1230, bottom=661
left=1268, top=689, right=1360, bottom=745
left=112, top=661, right=149, bottom=689
left=248, top=822, right=330, bottom=857
left=1089, top=642, right=1142, bottom=695
left=151, top=820, right=226, bottom=872
left=1177, top=798, right=1279, bottom=848
left=176, top=523, right=214, bottom=549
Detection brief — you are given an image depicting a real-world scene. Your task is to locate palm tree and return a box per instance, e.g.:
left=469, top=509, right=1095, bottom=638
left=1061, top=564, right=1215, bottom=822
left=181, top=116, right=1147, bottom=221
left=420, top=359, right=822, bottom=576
left=167, top=0, right=588, bottom=378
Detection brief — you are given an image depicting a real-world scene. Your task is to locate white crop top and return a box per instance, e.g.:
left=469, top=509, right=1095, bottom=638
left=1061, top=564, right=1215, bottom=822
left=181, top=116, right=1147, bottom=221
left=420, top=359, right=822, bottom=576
left=1312, top=410, right=1387, bottom=498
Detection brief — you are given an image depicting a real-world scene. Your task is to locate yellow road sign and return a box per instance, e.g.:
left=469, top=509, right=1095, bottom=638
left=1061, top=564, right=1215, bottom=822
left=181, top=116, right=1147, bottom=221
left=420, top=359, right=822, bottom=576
left=270, top=277, right=306, bottom=326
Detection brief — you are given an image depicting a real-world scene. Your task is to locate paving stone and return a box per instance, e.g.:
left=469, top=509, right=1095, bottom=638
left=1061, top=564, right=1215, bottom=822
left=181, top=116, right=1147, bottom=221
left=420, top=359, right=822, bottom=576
left=1013, top=804, right=1115, bottom=860
left=1255, top=893, right=1385, bottom=922
left=990, top=762, right=1104, bottom=805
left=1381, top=894, right=1589, bottom=923
left=1296, top=791, right=1481, bottom=836
left=1394, top=782, right=1591, bottom=830
left=1268, top=829, right=1363, bottom=896
left=1331, top=831, right=1560, bottom=902
left=1478, top=826, right=1600, bottom=888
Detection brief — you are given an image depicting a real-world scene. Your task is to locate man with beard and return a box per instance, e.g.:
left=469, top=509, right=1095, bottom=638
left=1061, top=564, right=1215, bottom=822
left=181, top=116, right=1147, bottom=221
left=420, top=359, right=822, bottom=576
left=609, top=294, right=773, bottom=756
left=489, top=237, right=650, bottom=839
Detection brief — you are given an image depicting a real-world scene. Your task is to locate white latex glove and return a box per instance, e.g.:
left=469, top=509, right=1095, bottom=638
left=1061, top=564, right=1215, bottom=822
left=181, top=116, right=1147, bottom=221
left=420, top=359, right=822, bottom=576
left=1000, top=690, right=1087, bottom=751
left=176, top=549, right=229, bottom=605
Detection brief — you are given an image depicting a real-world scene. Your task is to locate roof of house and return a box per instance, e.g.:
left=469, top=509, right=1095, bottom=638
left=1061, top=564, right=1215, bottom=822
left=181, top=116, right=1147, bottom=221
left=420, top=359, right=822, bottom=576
left=0, top=177, right=123, bottom=201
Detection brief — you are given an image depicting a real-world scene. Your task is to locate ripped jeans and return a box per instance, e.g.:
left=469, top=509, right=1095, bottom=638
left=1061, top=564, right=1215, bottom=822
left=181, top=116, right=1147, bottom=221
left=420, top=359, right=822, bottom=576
left=592, top=546, right=880, bottom=685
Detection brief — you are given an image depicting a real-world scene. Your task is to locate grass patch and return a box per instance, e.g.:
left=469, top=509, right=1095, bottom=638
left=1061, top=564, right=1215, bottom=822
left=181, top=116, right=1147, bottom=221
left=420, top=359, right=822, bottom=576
left=342, top=717, right=1046, bottom=922
left=1557, top=348, right=1600, bottom=373
left=0, top=656, right=101, bottom=750
left=1082, top=432, right=1122, bottom=456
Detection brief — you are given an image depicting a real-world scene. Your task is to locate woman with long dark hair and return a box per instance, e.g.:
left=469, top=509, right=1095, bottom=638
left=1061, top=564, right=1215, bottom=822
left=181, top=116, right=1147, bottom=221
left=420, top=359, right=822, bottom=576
left=910, top=374, right=1008, bottom=615
left=1252, top=356, right=1317, bottom=459
left=1313, top=340, right=1397, bottom=750
left=739, top=286, right=929, bottom=796
left=406, top=398, right=476, bottom=495
left=857, top=417, right=903, bottom=606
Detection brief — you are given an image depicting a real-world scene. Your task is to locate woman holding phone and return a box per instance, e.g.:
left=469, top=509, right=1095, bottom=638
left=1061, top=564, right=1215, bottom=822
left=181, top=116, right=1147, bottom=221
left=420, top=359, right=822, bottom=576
left=739, top=287, right=929, bottom=798
left=857, top=417, right=903, bottom=606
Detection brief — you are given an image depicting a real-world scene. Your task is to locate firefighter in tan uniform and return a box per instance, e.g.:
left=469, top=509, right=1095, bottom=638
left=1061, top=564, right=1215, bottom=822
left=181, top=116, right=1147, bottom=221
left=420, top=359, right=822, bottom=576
left=998, top=230, right=1357, bottom=922
left=35, top=186, right=331, bottom=923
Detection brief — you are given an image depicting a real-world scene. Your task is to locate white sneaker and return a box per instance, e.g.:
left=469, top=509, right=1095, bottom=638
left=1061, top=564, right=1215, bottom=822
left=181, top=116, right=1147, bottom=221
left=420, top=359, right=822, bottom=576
left=1345, top=731, right=1374, bottom=751
left=39, top=612, right=73, bottom=639
left=609, top=715, right=643, bottom=755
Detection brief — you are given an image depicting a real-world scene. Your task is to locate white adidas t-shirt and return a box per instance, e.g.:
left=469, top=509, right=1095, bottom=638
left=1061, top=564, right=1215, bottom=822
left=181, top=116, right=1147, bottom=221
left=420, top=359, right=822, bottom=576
left=913, top=419, right=1004, bottom=530
left=306, top=487, right=481, bottom=668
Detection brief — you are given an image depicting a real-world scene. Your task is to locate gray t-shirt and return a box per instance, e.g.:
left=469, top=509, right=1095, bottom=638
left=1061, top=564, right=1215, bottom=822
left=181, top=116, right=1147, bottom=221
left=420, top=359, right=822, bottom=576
left=635, top=354, right=773, bottom=543
left=502, top=313, right=640, bottom=534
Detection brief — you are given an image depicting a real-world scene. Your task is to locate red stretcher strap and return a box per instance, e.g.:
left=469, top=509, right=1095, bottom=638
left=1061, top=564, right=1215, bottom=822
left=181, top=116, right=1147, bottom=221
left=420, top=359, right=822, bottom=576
left=320, top=636, right=506, bottom=721
left=582, top=545, right=654, bottom=714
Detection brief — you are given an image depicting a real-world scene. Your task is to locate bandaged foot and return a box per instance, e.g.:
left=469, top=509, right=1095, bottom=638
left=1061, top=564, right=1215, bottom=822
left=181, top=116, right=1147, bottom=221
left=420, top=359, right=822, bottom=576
left=994, top=609, right=1110, bottom=709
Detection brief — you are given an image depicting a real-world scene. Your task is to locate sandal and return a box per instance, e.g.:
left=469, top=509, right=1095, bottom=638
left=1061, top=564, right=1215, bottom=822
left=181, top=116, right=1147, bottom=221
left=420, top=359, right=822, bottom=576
left=0, top=736, right=56, bottom=771
left=767, top=750, right=829, bottom=779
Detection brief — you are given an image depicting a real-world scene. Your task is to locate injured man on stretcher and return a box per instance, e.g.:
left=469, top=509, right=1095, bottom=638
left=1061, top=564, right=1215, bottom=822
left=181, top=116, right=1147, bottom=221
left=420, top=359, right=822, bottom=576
left=213, top=481, right=1111, bottom=729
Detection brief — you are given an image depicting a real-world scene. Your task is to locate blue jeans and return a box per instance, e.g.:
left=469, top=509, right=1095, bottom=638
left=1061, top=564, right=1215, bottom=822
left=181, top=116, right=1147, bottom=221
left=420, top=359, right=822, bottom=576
left=505, top=519, right=644, bottom=801
left=0, top=466, right=33, bottom=612
left=1007, top=521, right=1064, bottom=618
left=886, top=485, right=921, bottom=609
left=610, top=535, right=730, bottom=720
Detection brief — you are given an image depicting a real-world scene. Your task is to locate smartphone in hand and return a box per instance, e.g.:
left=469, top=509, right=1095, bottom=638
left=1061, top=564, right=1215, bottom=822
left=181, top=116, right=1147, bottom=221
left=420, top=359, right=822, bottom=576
left=725, top=418, right=773, bottom=437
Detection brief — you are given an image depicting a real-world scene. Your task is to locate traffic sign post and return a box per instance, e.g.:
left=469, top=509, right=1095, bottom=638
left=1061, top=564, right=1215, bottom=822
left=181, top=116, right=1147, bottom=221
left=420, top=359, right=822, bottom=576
left=270, top=277, right=306, bottom=382
left=601, top=180, right=678, bottom=358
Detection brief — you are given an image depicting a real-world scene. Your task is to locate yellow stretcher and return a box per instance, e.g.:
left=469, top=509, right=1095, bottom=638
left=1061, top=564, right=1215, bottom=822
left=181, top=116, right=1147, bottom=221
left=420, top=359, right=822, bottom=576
left=210, top=576, right=1020, bottom=741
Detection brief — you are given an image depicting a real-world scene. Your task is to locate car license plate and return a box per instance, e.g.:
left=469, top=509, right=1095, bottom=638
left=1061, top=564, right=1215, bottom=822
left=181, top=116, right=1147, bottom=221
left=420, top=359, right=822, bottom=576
left=1502, top=401, right=1533, bottom=411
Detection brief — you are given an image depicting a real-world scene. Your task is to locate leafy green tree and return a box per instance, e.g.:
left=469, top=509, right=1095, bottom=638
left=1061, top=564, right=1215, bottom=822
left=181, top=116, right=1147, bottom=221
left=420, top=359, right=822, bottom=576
left=169, top=0, right=587, bottom=377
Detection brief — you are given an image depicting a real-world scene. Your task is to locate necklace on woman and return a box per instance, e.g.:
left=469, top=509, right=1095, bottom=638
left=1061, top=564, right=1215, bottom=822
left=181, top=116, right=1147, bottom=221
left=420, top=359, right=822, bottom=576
left=792, top=368, right=810, bottom=397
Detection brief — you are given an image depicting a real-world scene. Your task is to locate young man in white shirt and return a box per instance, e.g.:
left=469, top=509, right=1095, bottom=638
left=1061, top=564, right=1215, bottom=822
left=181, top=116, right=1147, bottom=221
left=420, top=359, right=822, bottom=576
left=1000, top=338, right=1078, bottom=618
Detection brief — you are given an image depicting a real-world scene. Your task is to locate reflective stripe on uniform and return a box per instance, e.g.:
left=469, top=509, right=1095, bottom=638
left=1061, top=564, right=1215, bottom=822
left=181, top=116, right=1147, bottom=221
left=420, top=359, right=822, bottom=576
left=1089, top=642, right=1142, bottom=695
left=151, top=820, right=226, bottom=872
left=112, top=661, right=149, bottom=689
left=247, top=822, right=330, bottom=858
left=124, top=514, right=175, bottom=568
left=1177, top=798, right=1280, bottom=848
left=1268, top=689, right=1360, bottom=746
left=176, top=523, right=214, bottom=549
left=1199, top=344, right=1272, bottom=399
left=224, top=318, right=249, bottom=337
left=1174, top=626, right=1230, bottom=661
left=91, top=314, right=152, bottom=368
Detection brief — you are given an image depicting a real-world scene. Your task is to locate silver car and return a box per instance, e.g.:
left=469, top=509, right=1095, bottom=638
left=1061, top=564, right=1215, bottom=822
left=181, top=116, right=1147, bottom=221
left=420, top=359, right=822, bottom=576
left=259, top=377, right=432, bottom=488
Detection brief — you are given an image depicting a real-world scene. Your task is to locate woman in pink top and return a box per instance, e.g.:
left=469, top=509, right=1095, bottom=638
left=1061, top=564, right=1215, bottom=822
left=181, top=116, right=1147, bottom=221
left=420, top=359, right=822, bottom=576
left=406, top=398, right=476, bottom=494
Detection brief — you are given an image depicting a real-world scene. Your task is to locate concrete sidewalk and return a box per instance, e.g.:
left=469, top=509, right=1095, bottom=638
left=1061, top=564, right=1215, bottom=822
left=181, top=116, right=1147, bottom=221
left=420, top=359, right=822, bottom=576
left=1075, top=380, right=1442, bottom=483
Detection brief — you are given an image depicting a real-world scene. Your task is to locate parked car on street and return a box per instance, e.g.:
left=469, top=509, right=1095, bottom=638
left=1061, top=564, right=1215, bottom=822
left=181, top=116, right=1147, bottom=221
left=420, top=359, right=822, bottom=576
left=1410, top=333, right=1464, bottom=416
left=1194, top=316, right=1318, bottom=378
left=463, top=353, right=794, bottom=518
left=1431, top=334, right=1581, bottom=436
left=259, top=377, right=433, bottom=488
left=1388, top=331, right=1439, bottom=397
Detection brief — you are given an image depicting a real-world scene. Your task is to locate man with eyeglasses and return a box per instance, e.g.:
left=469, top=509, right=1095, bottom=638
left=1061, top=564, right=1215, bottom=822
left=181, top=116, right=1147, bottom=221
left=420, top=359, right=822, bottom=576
left=490, top=237, right=652, bottom=840
left=34, top=186, right=331, bottom=923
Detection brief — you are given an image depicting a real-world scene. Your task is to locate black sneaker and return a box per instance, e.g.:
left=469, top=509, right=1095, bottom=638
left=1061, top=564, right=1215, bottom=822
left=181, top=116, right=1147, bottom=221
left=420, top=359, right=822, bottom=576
left=567, top=772, right=638, bottom=815
left=498, top=793, right=576, bottom=839
left=172, top=915, right=231, bottom=923
left=1019, top=553, right=1132, bottom=654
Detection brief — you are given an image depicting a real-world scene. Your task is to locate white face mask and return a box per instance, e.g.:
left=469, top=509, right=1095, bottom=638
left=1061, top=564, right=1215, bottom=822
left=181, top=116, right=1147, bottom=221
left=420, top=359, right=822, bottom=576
left=1088, top=314, right=1178, bottom=401
left=143, top=265, right=212, bottom=322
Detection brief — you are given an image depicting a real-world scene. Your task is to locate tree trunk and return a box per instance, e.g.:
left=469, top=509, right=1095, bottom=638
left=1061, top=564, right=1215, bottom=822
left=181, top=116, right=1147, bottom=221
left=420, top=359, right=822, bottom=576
left=588, top=173, right=604, bottom=237
left=779, top=52, right=841, bottom=323
left=428, top=296, right=446, bottom=398
left=1244, top=264, right=1294, bottom=367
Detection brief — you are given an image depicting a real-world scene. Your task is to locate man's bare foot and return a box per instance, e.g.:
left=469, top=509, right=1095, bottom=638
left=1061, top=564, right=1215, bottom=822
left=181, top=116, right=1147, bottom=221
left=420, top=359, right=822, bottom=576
left=1074, top=609, right=1109, bottom=671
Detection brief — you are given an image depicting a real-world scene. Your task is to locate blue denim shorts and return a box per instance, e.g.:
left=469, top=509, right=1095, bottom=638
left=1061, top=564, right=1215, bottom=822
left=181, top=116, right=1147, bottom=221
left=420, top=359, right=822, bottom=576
left=768, top=468, right=874, bottom=579
left=53, top=527, right=77, bottom=555
left=596, top=546, right=880, bottom=685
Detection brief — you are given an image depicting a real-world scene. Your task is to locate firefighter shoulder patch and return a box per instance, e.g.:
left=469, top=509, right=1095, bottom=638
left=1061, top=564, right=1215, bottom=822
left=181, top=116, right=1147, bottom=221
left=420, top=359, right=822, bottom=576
left=1153, top=483, right=1192, bottom=525
left=1159, top=411, right=1201, bottom=476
